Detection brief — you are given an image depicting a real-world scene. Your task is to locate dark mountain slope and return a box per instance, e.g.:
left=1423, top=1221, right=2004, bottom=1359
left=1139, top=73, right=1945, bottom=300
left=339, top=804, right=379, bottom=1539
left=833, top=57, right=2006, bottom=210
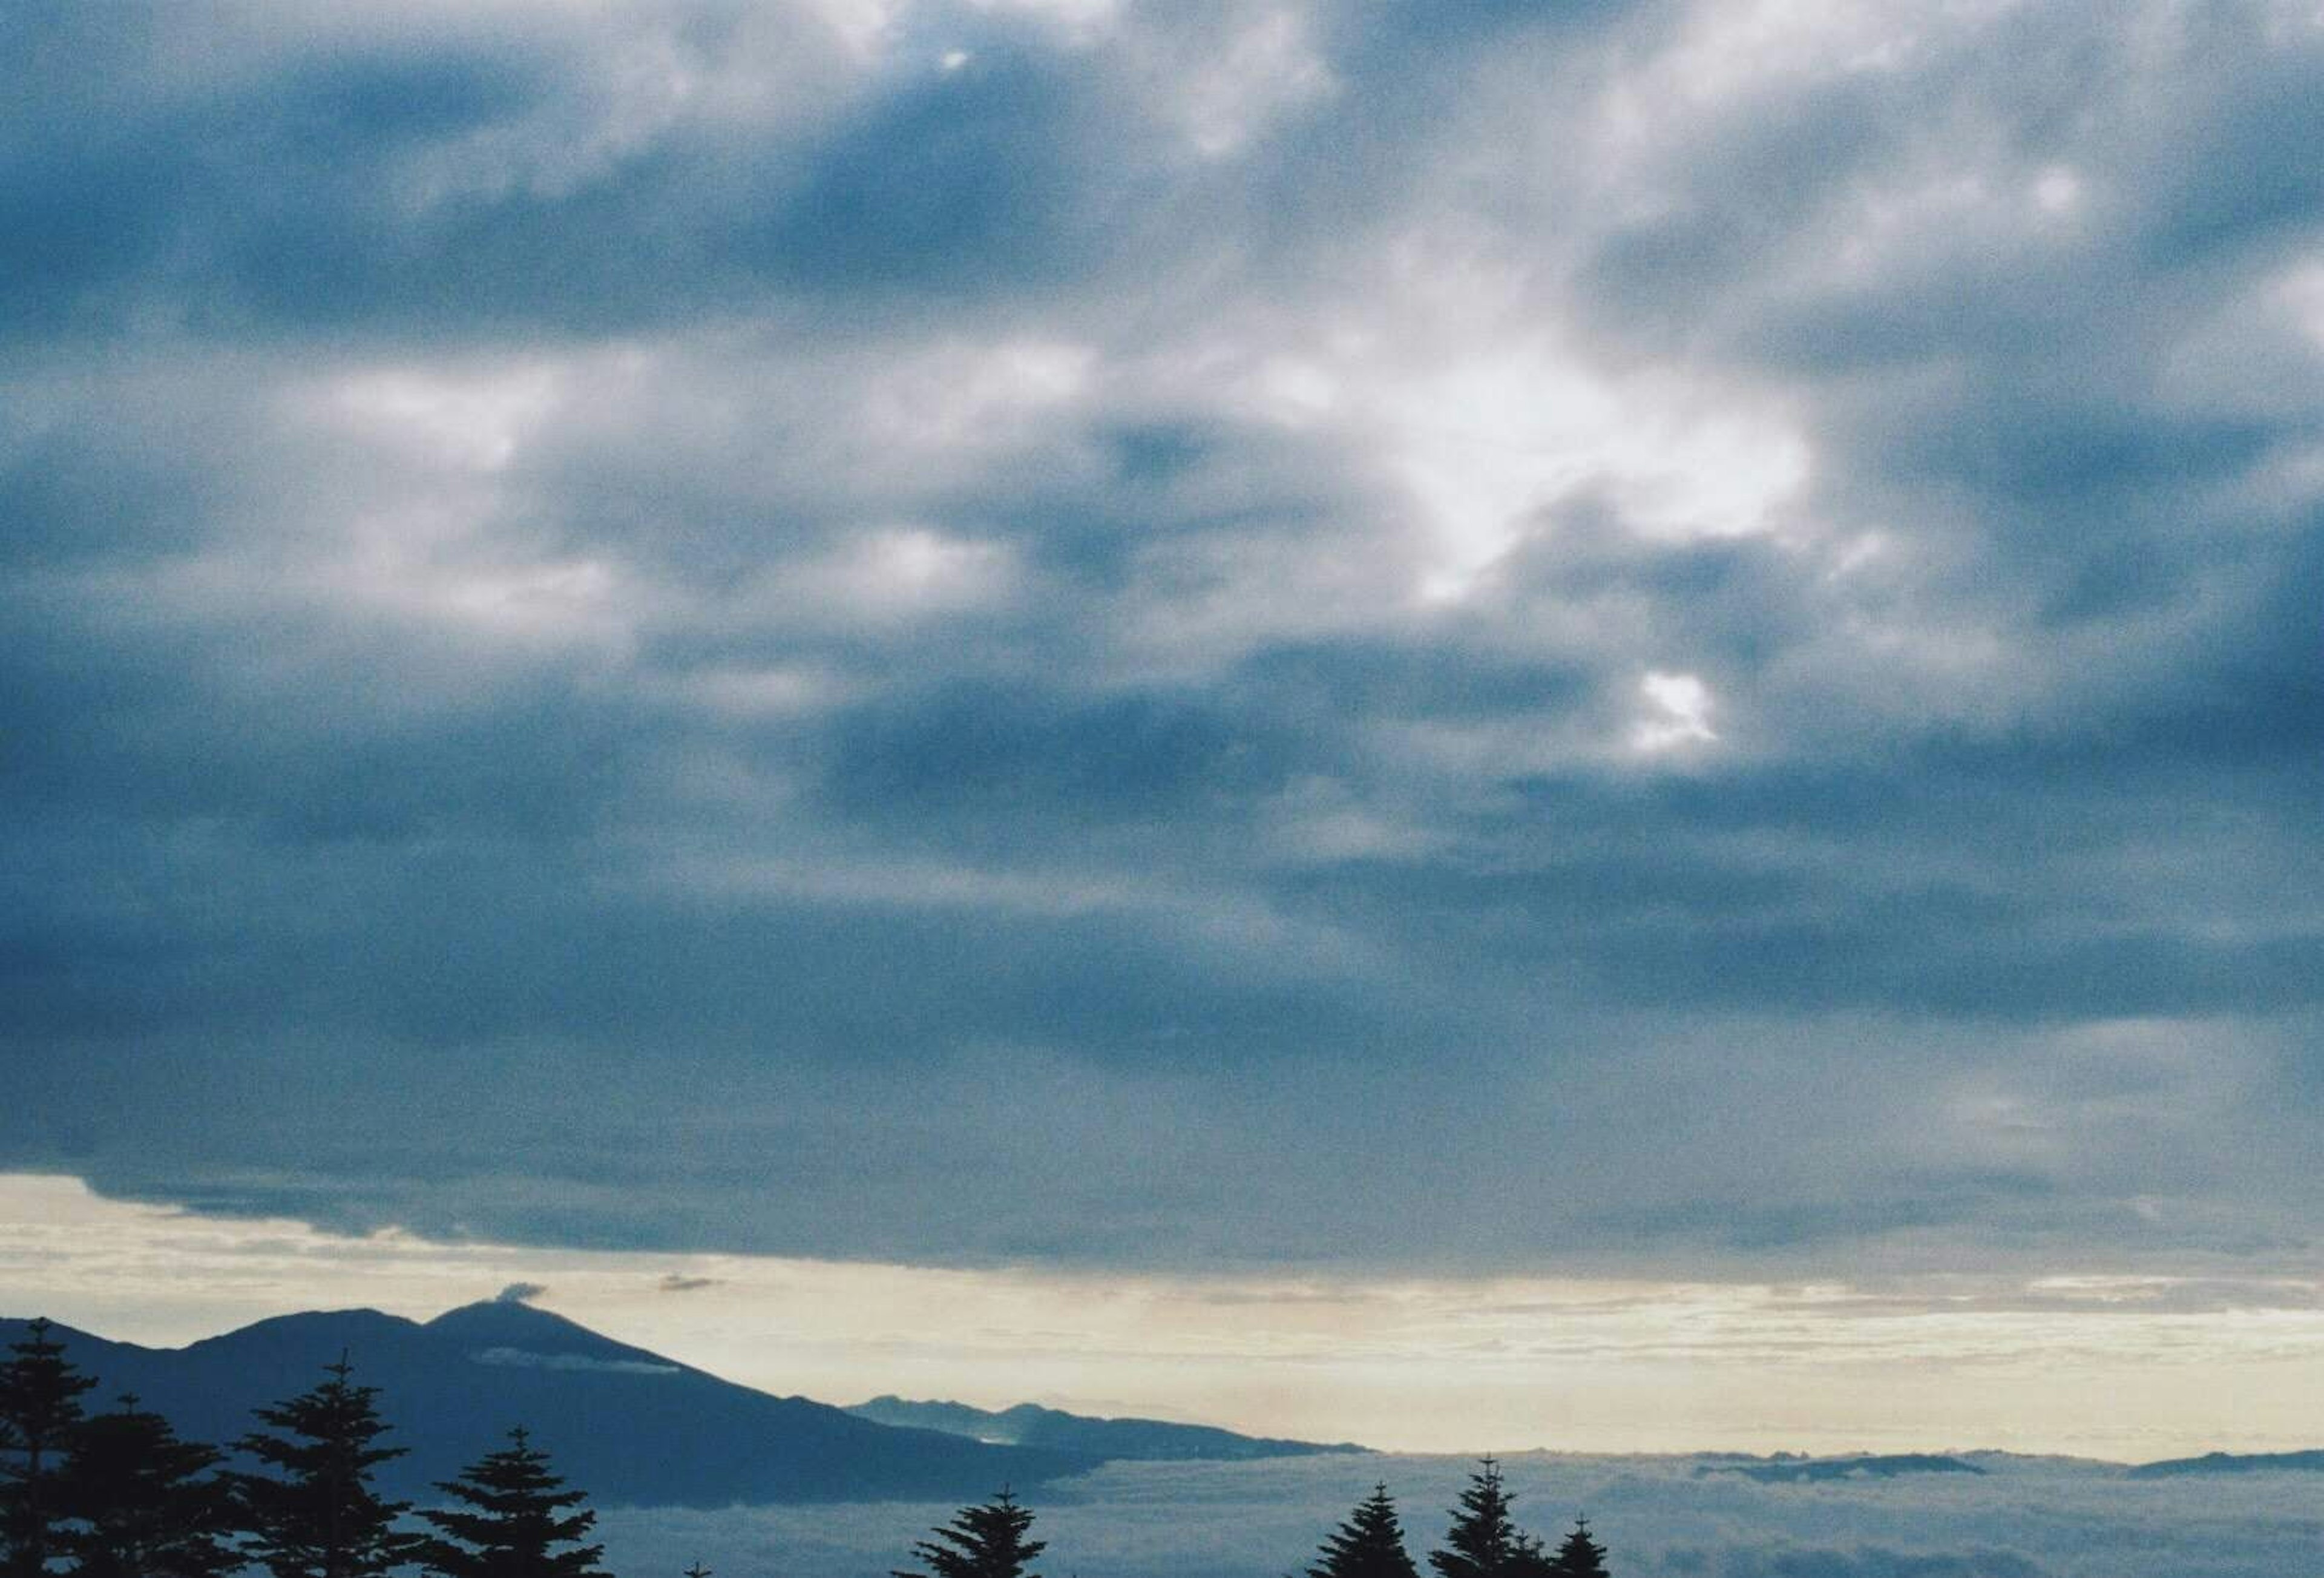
left=2129, top=1448, right=2324, bottom=1478
left=847, top=1395, right=1368, bottom=1460
left=3, top=1304, right=1090, bottom=1508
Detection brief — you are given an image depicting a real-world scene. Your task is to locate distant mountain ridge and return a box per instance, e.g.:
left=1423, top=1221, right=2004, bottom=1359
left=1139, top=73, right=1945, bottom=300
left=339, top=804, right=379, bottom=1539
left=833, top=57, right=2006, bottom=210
left=847, top=1395, right=1369, bottom=1461
left=1696, top=1453, right=1986, bottom=1482
left=2, top=1303, right=1089, bottom=1508
left=2127, top=1448, right=2324, bottom=1478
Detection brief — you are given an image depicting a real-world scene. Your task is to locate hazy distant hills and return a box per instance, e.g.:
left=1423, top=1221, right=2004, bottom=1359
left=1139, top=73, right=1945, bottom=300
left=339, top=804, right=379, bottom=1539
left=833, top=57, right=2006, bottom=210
left=847, top=1395, right=1370, bottom=1461
left=1696, top=1452, right=1986, bottom=1483
left=2127, top=1448, right=2324, bottom=1478
left=1, top=1303, right=1089, bottom=1507
left=1696, top=1448, right=2324, bottom=1484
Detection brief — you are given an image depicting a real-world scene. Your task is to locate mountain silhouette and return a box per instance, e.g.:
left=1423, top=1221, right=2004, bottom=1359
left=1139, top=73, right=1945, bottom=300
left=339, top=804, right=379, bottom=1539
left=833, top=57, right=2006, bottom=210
left=3, top=1303, right=1092, bottom=1507
left=2127, top=1448, right=2324, bottom=1478
left=847, top=1395, right=1368, bottom=1460
left=1697, top=1453, right=1986, bottom=1482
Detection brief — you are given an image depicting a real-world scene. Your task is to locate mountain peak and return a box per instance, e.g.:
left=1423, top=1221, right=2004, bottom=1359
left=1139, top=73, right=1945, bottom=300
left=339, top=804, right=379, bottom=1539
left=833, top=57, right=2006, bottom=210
left=184, top=1306, right=422, bottom=1358
left=426, top=1298, right=588, bottom=1333
left=422, top=1300, right=649, bottom=1358
left=18, top=1304, right=1089, bottom=1507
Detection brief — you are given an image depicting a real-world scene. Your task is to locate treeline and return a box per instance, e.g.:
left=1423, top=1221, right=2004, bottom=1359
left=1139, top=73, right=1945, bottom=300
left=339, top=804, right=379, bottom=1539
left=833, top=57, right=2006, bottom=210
left=898, top=1461, right=1610, bottom=1578
left=1310, top=1463, right=1607, bottom=1578
left=2, top=1317, right=1610, bottom=1578
left=0, top=1317, right=606, bottom=1578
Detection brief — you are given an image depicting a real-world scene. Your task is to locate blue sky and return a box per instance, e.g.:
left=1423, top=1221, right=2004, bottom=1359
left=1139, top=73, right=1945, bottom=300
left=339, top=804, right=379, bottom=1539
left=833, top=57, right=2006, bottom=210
left=5, top=0, right=2323, bottom=1314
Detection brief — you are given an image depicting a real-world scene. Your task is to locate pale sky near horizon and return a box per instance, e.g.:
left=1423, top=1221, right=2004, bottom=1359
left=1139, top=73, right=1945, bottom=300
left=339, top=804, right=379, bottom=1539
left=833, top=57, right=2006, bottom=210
left=7, top=0, right=2324, bottom=1461
left=11, top=1174, right=2324, bottom=1462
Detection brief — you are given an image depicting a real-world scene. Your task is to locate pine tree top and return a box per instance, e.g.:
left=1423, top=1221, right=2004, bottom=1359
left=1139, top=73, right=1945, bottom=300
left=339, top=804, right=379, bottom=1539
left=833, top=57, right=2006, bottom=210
left=68, top=1391, right=226, bottom=1485
left=55, top=1395, right=240, bottom=1578
left=0, top=1315, right=98, bottom=1455
left=1429, top=1459, right=1534, bottom=1578
left=1542, top=1516, right=1609, bottom=1578
left=238, top=1353, right=409, bottom=1483
left=892, top=1487, right=1046, bottom=1578
left=422, top=1426, right=609, bottom=1578
left=430, top=1427, right=593, bottom=1517
left=1307, top=1482, right=1420, bottom=1578
left=235, top=1355, right=425, bottom=1578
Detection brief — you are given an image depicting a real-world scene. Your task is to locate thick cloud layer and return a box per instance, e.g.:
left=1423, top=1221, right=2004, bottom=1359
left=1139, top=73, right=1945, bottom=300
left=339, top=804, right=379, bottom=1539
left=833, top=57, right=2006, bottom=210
left=5, top=0, right=2323, bottom=1272
left=599, top=1453, right=2324, bottom=1578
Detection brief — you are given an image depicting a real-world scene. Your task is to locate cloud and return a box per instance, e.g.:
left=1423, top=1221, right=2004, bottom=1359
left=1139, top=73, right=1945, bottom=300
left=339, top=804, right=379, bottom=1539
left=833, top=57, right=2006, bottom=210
left=1682, top=1550, right=2046, bottom=1578
left=18, top=1174, right=2324, bottom=1461
left=592, top=1452, right=2324, bottom=1578
left=471, top=1346, right=679, bottom=1376
left=4, top=0, right=2324, bottom=1278
left=658, top=1274, right=723, bottom=1294
left=495, top=1280, right=549, bottom=1304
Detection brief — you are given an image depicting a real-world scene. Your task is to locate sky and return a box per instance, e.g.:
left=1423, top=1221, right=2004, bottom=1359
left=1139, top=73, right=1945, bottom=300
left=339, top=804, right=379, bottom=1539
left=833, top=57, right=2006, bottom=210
left=14, top=1172, right=2324, bottom=1460
left=4, top=0, right=2324, bottom=1452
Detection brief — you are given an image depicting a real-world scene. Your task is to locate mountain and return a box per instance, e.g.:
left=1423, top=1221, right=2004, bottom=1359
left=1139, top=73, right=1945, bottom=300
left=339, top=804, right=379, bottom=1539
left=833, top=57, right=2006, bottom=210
left=2, top=1304, right=1091, bottom=1508
left=846, top=1395, right=1368, bottom=1461
left=1698, top=1453, right=1986, bottom=1483
left=2128, top=1448, right=2324, bottom=1478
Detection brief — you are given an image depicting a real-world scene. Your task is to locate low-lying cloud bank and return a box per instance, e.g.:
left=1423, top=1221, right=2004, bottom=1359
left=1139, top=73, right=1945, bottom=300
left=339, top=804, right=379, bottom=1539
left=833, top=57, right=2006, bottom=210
left=597, top=1453, right=2324, bottom=1578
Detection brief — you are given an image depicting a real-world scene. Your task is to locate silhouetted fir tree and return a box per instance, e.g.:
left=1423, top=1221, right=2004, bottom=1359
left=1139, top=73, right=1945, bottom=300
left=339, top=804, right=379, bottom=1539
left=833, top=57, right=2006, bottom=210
left=419, top=1428, right=608, bottom=1578
left=891, top=1488, right=1045, bottom=1578
left=1427, top=1459, right=1531, bottom=1578
left=1, top=1317, right=97, bottom=1578
left=54, top=1394, right=238, bottom=1578
left=235, top=1355, right=424, bottom=1578
left=1541, top=1517, right=1607, bottom=1578
left=1307, top=1484, right=1421, bottom=1578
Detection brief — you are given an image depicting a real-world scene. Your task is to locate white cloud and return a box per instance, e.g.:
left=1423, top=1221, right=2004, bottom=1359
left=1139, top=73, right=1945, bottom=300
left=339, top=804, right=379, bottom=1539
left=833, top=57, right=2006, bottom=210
left=329, top=363, right=565, bottom=473
left=793, top=525, right=1023, bottom=622
left=471, top=1346, right=681, bottom=1375
left=1632, top=670, right=1719, bottom=752
left=1164, top=7, right=1336, bottom=157
left=1365, top=337, right=1810, bottom=601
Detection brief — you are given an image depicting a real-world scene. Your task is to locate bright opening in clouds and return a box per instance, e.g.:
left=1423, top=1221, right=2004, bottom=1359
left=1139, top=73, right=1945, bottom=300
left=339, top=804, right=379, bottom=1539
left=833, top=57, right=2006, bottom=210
left=1632, top=671, right=1719, bottom=753
left=5, top=0, right=2324, bottom=1453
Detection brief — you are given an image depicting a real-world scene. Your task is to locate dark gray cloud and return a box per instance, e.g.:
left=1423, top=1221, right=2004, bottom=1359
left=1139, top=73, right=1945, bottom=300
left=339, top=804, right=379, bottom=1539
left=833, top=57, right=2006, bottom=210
left=5, top=0, right=2323, bottom=1274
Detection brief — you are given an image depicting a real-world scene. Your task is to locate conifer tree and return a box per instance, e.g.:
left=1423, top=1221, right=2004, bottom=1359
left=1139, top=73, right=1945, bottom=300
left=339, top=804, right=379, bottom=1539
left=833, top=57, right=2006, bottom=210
left=1307, top=1483, right=1420, bottom=1578
left=891, top=1488, right=1045, bottom=1578
left=1428, top=1459, right=1530, bottom=1578
left=419, top=1428, right=608, bottom=1578
left=0, top=1317, right=97, bottom=1578
left=55, top=1393, right=239, bottom=1578
left=235, top=1355, right=424, bottom=1578
left=1541, top=1517, right=1607, bottom=1578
